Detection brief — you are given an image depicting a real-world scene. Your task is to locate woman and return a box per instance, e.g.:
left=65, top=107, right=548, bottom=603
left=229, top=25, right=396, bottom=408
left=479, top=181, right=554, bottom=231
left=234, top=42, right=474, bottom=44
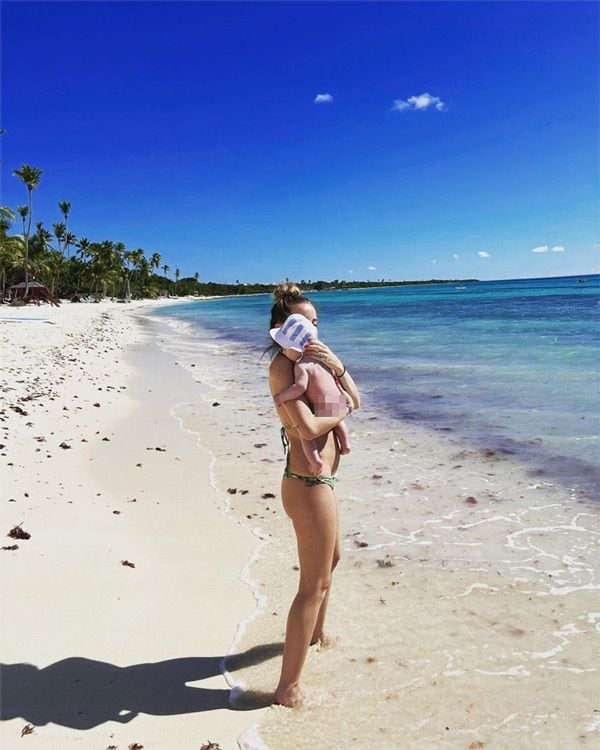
left=268, top=283, right=360, bottom=707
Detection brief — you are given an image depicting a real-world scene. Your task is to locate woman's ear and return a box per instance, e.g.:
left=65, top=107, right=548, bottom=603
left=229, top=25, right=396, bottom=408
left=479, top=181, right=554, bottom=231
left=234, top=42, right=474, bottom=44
left=273, top=322, right=283, bottom=329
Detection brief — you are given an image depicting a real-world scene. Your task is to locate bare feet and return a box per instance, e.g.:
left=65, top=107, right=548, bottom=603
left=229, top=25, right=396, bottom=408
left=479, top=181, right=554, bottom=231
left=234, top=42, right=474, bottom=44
left=274, top=682, right=305, bottom=708
left=339, top=446, right=351, bottom=455
left=274, top=683, right=335, bottom=707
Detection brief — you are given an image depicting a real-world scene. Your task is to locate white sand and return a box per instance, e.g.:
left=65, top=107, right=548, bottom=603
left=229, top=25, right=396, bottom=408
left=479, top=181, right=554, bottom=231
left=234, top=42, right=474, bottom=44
left=0, top=300, right=265, bottom=749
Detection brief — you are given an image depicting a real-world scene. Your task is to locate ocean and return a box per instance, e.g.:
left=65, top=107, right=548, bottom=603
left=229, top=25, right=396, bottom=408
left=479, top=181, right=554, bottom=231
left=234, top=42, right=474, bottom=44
left=153, top=274, right=600, bottom=498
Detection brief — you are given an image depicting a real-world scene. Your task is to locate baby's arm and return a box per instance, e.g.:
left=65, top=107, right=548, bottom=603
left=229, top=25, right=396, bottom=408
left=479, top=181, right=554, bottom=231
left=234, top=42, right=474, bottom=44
left=273, top=362, right=310, bottom=407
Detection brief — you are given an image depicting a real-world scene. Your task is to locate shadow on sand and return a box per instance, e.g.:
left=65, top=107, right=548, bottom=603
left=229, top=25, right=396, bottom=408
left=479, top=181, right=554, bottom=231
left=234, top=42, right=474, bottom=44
left=1, top=643, right=282, bottom=729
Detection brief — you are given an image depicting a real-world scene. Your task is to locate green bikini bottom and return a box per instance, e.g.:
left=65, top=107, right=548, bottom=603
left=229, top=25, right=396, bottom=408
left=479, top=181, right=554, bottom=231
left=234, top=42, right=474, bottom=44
left=280, top=427, right=337, bottom=490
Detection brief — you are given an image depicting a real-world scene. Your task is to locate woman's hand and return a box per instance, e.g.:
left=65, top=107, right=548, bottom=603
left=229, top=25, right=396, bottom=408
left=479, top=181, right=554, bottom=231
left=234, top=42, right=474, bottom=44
left=303, top=339, right=344, bottom=377
left=304, top=338, right=361, bottom=411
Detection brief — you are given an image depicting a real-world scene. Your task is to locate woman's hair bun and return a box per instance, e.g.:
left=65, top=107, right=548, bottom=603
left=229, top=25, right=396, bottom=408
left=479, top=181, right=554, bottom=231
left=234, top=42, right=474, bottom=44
left=273, top=282, right=302, bottom=302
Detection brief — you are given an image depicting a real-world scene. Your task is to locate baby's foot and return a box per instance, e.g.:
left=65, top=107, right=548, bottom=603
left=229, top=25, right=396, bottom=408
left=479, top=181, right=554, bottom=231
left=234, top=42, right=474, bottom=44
left=339, top=446, right=351, bottom=455
left=309, top=456, right=324, bottom=476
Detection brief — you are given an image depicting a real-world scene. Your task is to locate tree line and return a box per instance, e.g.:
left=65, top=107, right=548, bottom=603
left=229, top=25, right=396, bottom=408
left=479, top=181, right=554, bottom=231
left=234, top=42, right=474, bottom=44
left=1, top=163, right=476, bottom=302
left=1, top=164, right=206, bottom=301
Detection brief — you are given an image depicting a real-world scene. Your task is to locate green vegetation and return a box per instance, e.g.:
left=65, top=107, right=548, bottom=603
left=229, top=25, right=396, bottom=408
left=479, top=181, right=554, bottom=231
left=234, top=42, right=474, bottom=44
left=1, top=162, right=476, bottom=302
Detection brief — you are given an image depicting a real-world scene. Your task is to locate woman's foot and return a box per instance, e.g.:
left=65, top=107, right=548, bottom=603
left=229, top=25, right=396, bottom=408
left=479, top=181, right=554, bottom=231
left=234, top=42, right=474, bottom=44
left=274, top=682, right=305, bottom=708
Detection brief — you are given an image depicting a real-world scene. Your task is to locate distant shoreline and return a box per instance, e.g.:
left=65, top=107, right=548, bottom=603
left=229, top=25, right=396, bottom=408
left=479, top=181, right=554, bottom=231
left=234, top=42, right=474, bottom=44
left=153, top=272, right=597, bottom=301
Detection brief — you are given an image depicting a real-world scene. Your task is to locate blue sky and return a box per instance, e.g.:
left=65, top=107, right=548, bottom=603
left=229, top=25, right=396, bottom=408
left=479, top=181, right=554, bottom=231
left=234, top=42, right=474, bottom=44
left=2, top=1, right=598, bottom=283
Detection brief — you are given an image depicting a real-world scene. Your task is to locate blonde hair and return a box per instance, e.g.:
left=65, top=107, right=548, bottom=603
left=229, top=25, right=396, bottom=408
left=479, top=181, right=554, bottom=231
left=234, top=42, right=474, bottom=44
left=269, top=283, right=311, bottom=329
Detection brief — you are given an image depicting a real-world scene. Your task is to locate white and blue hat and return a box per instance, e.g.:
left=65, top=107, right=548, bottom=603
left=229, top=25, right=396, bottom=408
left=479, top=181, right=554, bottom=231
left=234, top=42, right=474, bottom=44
left=270, top=313, right=317, bottom=352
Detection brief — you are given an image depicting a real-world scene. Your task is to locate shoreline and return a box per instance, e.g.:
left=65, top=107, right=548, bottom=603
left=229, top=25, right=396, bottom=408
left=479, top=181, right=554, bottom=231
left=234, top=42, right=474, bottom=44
left=0, top=300, right=267, bottom=749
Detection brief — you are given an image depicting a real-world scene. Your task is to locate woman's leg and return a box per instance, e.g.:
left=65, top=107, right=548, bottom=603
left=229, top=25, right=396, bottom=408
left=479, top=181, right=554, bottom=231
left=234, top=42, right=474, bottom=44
left=274, top=479, right=338, bottom=707
left=311, top=490, right=341, bottom=645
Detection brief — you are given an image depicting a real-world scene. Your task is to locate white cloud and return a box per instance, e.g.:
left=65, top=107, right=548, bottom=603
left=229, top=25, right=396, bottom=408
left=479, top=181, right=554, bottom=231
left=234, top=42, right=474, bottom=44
left=531, top=245, right=566, bottom=254
left=367, top=265, right=376, bottom=270
left=314, top=93, right=333, bottom=104
left=349, top=269, right=354, bottom=274
left=392, top=92, right=446, bottom=112
left=453, top=253, right=459, bottom=260
left=432, top=259, right=437, bottom=264
left=478, top=251, right=491, bottom=258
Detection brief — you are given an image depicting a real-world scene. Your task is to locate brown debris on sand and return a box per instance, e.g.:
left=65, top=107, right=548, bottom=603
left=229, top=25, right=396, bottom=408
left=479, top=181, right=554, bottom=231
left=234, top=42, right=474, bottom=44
left=121, top=559, right=135, bottom=568
left=59, top=441, right=72, bottom=449
left=2, top=544, right=19, bottom=551
left=200, top=742, right=222, bottom=750
left=8, top=524, right=30, bottom=540
left=21, top=724, right=35, bottom=736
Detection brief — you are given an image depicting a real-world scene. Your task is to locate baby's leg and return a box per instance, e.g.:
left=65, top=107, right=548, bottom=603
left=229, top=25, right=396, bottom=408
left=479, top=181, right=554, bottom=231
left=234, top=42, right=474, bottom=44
left=334, top=421, right=351, bottom=455
left=301, top=438, right=324, bottom=476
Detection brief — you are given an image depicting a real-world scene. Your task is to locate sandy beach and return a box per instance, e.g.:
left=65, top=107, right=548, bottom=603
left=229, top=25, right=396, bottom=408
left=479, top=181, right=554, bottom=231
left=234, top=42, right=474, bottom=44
left=2, top=299, right=599, bottom=750
left=0, top=300, right=265, bottom=749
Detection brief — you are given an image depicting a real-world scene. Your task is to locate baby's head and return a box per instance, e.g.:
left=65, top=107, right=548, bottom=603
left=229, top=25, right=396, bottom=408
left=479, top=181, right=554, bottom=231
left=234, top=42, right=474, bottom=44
left=269, top=313, right=318, bottom=358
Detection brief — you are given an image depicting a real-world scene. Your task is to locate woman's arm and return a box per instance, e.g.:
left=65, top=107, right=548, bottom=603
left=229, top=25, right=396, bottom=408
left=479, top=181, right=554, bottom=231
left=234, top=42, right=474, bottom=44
left=270, top=356, right=349, bottom=441
left=302, top=340, right=361, bottom=410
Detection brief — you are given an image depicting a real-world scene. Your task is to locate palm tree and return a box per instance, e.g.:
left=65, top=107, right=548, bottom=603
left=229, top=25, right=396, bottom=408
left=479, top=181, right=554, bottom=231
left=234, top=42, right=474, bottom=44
left=52, top=222, right=66, bottom=255
left=64, top=231, right=77, bottom=261
left=121, top=246, right=134, bottom=300
left=46, top=250, right=65, bottom=295
left=17, top=206, right=29, bottom=236
left=162, top=264, right=170, bottom=296
left=12, top=164, right=43, bottom=295
left=58, top=201, right=71, bottom=257
left=175, top=267, right=180, bottom=295
left=0, top=212, right=22, bottom=301
left=194, top=271, right=200, bottom=283
left=129, top=248, right=145, bottom=297
left=0, top=207, right=16, bottom=224
left=77, top=237, right=91, bottom=259
left=29, top=223, right=53, bottom=283
left=150, top=252, right=161, bottom=273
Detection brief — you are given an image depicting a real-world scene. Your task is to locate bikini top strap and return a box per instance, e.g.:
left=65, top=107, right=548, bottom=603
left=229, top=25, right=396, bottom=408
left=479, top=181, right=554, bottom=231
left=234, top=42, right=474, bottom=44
left=280, top=425, right=290, bottom=455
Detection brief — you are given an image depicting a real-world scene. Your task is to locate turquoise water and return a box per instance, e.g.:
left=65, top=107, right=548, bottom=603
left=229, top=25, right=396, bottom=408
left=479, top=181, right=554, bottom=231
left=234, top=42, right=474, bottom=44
left=154, top=275, right=600, bottom=496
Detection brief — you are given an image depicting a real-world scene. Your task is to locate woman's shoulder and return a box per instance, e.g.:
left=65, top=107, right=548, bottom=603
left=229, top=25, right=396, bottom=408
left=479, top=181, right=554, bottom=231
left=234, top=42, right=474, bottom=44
left=269, top=353, right=293, bottom=384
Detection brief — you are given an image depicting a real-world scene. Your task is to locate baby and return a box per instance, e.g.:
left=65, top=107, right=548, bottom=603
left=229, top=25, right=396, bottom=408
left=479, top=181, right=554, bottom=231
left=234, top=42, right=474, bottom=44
left=271, top=314, right=351, bottom=476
